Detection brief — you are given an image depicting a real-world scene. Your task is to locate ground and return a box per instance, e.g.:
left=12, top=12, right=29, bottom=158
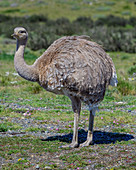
left=0, top=50, right=136, bottom=169
left=0, top=90, right=136, bottom=169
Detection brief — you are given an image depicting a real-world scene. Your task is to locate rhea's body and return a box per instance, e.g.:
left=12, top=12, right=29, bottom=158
left=13, top=27, right=117, bottom=147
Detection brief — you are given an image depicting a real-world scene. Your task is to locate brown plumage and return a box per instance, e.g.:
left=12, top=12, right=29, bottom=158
left=12, top=27, right=118, bottom=148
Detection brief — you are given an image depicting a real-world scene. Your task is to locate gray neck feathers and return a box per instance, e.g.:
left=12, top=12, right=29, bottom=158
left=14, top=39, right=39, bottom=82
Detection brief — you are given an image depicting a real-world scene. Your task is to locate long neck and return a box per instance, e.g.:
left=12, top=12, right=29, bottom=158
left=14, top=39, right=39, bottom=82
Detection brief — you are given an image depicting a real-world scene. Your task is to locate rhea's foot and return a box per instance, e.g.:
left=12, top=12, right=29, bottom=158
left=80, top=140, right=94, bottom=147
left=59, top=142, right=79, bottom=148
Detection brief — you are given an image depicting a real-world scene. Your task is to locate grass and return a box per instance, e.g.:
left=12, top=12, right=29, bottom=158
left=0, top=121, right=22, bottom=132
left=0, top=0, right=136, bottom=20
left=0, top=49, right=136, bottom=168
left=0, top=123, right=8, bottom=132
left=0, top=0, right=136, bottom=168
left=0, top=135, right=135, bottom=169
left=0, top=136, right=62, bottom=168
left=128, top=65, right=136, bottom=75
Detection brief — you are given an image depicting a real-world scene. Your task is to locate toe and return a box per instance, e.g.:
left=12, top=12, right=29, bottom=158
left=59, top=142, right=79, bottom=148
left=80, top=140, right=94, bottom=147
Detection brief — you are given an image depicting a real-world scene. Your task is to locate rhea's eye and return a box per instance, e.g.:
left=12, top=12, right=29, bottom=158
left=19, top=30, right=26, bottom=34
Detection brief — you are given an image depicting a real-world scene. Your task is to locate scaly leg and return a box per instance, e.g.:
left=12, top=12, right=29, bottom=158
left=70, top=111, right=80, bottom=148
left=80, top=109, right=95, bottom=147
left=61, top=96, right=81, bottom=148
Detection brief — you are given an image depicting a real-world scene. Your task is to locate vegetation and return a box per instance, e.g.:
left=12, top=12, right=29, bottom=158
left=1, top=14, right=136, bottom=52
left=0, top=0, right=136, bottom=20
left=0, top=0, right=136, bottom=169
left=128, top=65, right=136, bottom=75
left=0, top=50, right=135, bottom=169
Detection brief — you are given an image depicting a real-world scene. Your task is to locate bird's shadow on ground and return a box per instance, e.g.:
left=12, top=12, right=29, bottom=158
left=41, top=129, right=134, bottom=145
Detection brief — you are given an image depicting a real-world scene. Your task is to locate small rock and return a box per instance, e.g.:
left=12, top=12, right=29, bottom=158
left=36, top=165, right=40, bottom=169
left=7, top=130, right=12, bottom=133
left=44, top=166, right=51, bottom=169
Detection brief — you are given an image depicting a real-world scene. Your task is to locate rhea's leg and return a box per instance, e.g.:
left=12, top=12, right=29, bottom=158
left=61, top=96, right=81, bottom=148
left=80, top=109, right=95, bottom=147
left=70, top=111, right=80, bottom=148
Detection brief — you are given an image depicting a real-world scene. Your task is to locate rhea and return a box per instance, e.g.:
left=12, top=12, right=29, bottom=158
left=12, top=27, right=117, bottom=148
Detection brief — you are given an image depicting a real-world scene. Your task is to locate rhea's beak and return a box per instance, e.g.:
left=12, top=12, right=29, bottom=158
left=11, top=33, right=17, bottom=38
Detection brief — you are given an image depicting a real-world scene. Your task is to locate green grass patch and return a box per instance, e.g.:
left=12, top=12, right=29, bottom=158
left=112, top=128, right=132, bottom=133
left=128, top=65, right=136, bottom=75
left=0, top=0, right=136, bottom=20
left=60, top=153, right=89, bottom=168
left=0, top=123, right=8, bottom=132
left=117, top=78, right=136, bottom=95
left=0, top=51, right=136, bottom=169
left=0, top=121, right=22, bottom=132
left=3, top=9, right=21, bottom=13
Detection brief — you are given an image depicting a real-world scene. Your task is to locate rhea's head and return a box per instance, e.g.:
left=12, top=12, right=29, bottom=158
left=12, top=27, right=28, bottom=40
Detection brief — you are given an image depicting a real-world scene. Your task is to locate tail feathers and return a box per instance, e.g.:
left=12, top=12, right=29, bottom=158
left=110, top=72, right=118, bottom=87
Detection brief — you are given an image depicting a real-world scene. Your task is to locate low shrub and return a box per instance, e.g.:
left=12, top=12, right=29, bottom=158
left=0, top=14, right=10, bottom=22
left=74, top=16, right=94, bottom=28
left=121, top=55, right=129, bottom=60
left=117, top=78, right=135, bottom=95
left=0, top=123, right=8, bottom=132
left=0, top=14, right=136, bottom=52
left=95, top=15, right=128, bottom=27
left=128, top=65, right=136, bottom=75
left=27, top=15, right=48, bottom=22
